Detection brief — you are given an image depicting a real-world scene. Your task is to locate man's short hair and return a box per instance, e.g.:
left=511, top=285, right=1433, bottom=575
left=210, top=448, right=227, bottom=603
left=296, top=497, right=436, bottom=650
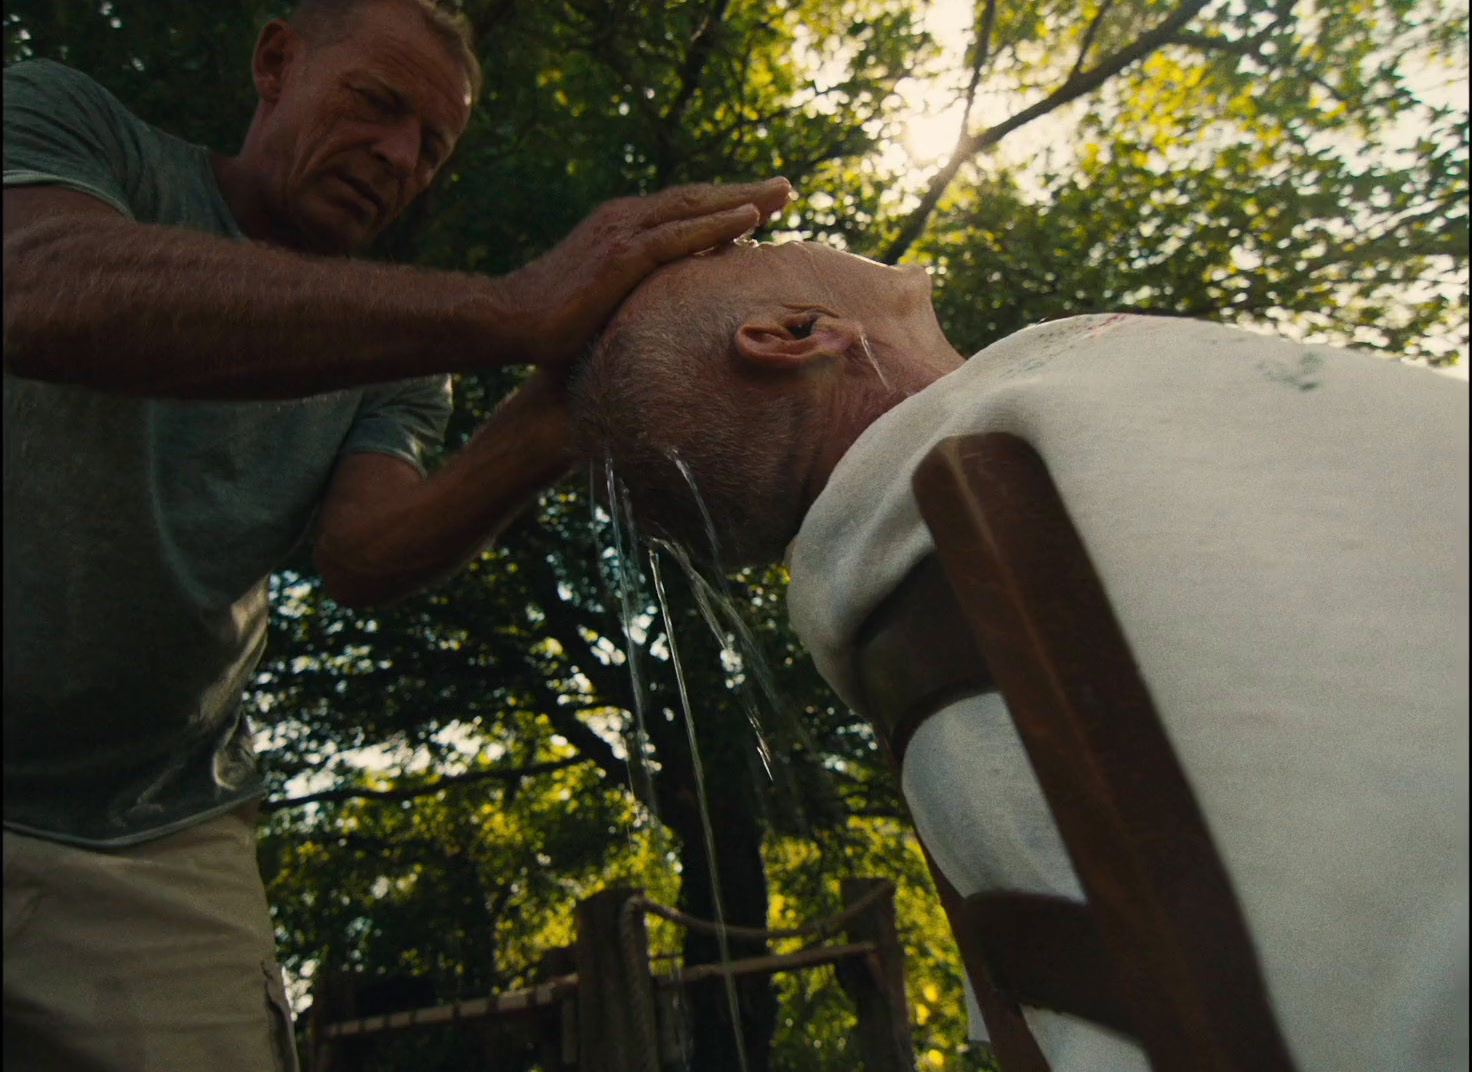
left=288, top=0, right=483, bottom=106
left=571, top=300, right=818, bottom=569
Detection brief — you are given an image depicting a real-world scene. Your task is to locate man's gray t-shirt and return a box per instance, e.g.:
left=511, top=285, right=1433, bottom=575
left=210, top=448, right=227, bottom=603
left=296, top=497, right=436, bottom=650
left=3, top=60, right=454, bottom=847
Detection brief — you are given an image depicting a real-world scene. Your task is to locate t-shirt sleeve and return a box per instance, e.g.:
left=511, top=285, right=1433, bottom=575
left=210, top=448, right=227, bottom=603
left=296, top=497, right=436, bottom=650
left=340, top=375, right=455, bottom=477
left=3, top=59, right=144, bottom=218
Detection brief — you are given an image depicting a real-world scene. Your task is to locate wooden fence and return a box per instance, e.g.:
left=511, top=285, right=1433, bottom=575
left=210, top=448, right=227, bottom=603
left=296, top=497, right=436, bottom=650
left=309, top=877, right=914, bottom=1071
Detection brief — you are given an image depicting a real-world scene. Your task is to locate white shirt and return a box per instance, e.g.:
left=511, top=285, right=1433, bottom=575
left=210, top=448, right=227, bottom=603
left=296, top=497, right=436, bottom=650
left=788, top=314, right=1469, bottom=1071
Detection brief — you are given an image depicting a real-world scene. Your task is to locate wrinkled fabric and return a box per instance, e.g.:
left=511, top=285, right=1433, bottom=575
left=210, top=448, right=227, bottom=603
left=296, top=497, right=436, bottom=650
left=3, top=806, right=301, bottom=1072
left=790, top=314, right=1469, bottom=1071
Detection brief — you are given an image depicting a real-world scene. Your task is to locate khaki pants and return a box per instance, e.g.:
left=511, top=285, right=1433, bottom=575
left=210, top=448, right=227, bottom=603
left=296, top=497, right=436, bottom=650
left=3, top=804, right=300, bottom=1072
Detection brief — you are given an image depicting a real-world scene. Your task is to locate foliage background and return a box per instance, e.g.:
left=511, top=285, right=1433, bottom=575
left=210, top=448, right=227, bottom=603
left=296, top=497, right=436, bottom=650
left=5, top=0, right=1467, bottom=1069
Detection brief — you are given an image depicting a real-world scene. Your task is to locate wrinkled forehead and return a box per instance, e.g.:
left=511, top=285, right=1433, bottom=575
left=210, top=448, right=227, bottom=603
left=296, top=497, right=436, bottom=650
left=320, top=2, right=474, bottom=122
left=609, top=240, right=872, bottom=328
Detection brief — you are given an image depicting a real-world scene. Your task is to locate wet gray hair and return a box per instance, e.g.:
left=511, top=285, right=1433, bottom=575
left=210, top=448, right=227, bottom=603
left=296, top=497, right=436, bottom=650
left=570, top=300, right=816, bottom=569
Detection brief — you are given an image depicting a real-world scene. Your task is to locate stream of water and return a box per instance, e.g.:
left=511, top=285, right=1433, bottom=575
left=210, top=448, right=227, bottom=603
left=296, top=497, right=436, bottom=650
left=649, top=549, right=751, bottom=1072
left=595, top=451, right=847, bottom=1071
left=596, top=461, right=666, bottom=867
left=598, top=460, right=753, bottom=1071
left=653, top=537, right=778, bottom=779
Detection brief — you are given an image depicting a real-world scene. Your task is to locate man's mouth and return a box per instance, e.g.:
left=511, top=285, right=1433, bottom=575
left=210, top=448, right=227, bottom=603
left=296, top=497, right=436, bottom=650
left=335, top=174, right=385, bottom=219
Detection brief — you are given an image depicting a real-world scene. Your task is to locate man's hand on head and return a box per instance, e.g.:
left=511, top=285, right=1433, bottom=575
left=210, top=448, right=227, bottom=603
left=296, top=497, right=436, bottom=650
left=502, top=177, right=794, bottom=374
left=2, top=176, right=789, bottom=399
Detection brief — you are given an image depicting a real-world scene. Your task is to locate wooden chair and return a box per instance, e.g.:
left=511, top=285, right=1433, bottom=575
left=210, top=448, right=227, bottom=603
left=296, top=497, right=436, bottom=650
left=851, top=432, right=1299, bottom=1072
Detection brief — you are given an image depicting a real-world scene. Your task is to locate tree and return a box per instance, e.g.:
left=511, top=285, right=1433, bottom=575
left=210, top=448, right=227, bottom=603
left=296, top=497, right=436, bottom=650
left=6, top=1, right=1465, bottom=1069
left=891, top=0, right=1470, bottom=364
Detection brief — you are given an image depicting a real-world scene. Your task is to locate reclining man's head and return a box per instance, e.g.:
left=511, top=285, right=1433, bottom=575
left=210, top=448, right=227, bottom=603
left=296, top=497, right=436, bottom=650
left=571, top=241, right=964, bottom=567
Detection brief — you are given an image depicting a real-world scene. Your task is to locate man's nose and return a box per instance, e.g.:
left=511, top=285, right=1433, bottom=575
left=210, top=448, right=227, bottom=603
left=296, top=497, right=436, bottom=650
left=371, top=116, right=422, bottom=179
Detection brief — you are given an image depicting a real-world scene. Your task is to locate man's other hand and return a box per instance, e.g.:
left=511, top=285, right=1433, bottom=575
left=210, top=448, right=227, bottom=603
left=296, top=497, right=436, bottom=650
left=502, top=177, right=793, bottom=372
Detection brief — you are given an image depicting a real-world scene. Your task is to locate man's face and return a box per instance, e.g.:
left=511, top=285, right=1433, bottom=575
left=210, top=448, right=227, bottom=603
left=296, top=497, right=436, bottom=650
left=258, top=1, right=472, bottom=254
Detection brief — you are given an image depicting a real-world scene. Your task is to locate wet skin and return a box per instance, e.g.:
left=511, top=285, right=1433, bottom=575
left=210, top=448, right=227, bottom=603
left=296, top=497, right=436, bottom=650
left=601, top=240, right=959, bottom=500
left=578, top=241, right=964, bottom=564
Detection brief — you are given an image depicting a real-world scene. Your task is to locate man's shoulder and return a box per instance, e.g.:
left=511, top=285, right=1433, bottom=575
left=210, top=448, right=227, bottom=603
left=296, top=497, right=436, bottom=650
left=6, top=57, right=93, bottom=88
left=6, top=58, right=193, bottom=159
left=7, top=57, right=99, bottom=85
left=4, top=58, right=135, bottom=121
left=4, top=57, right=156, bottom=168
left=5, top=58, right=232, bottom=233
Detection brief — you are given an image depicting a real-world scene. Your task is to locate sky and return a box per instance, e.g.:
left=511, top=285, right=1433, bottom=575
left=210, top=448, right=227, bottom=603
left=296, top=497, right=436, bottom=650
left=884, top=0, right=1470, bottom=372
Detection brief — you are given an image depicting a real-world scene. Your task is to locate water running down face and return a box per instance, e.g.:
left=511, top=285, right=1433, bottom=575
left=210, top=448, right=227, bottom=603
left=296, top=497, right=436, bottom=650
left=570, top=241, right=964, bottom=568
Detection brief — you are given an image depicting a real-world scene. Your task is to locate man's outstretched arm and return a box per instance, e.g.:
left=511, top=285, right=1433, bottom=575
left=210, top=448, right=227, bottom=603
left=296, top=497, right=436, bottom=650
left=311, top=369, right=574, bottom=608
left=1, top=177, right=792, bottom=399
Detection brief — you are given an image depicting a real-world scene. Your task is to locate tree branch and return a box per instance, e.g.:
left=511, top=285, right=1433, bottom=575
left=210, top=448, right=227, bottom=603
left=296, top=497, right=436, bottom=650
left=664, top=0, right=731, bottom=126
left=843, top=807, right=909, bottom=821
left=523, top=569, right=640, bottom=710
left=263, top=756, right=591, bottom=812
left=880, top=0, right=1214, bottom=264
left=1168, top=27, right=1349, bottom=106
left=958, top=0, right=1000, bottom=135
left=656, top=0, right=731, bottom=182
left=1298, top=205, right=1469, bottom=272
left=523, top=673, right=642, bottom=801
left=1069, top=0, right=1117, bottom=83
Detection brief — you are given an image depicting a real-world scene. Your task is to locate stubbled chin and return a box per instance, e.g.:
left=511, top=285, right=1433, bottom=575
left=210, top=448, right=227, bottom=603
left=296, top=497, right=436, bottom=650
left=298, top=213, right=371, bottom=257
left=289, top=188, right=375, bottom=254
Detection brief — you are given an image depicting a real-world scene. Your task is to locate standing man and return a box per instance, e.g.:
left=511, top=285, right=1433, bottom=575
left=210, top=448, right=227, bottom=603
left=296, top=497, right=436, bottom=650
left=1, top=1, right=793, bottom=1068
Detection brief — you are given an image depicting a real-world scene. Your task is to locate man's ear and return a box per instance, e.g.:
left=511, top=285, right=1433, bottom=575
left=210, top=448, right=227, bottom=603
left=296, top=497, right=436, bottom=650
left=252, top=20, right=299, bottom=105
left=735, top=313, right=865, bottom=370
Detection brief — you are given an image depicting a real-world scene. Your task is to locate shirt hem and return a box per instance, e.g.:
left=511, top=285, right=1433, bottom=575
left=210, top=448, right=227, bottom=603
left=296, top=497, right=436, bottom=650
left=2, top=170, right=137, bottom=220
left=2, top=787, right=269, bottom=850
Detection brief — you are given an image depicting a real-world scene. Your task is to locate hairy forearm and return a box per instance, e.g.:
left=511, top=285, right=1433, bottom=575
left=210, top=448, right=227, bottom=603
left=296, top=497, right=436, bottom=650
left=2, top=214, right=518, bottom=399
left=314, top=372, right=577, bottom=607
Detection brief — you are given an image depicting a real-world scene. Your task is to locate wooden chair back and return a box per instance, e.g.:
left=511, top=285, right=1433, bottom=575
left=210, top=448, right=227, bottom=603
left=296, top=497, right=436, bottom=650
left=852, top=432, right=1298, bottom=1072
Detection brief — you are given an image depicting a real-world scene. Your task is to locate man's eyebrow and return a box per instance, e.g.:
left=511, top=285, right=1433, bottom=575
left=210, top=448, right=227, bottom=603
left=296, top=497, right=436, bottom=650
left=358, top=74, right=408, bottom=108
left=362, top=75, right=453, bottom=152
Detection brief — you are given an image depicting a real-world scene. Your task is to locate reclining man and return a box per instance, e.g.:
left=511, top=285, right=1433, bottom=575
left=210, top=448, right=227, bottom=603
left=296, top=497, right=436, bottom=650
left=570, top=239, right=1469, bottom=1072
